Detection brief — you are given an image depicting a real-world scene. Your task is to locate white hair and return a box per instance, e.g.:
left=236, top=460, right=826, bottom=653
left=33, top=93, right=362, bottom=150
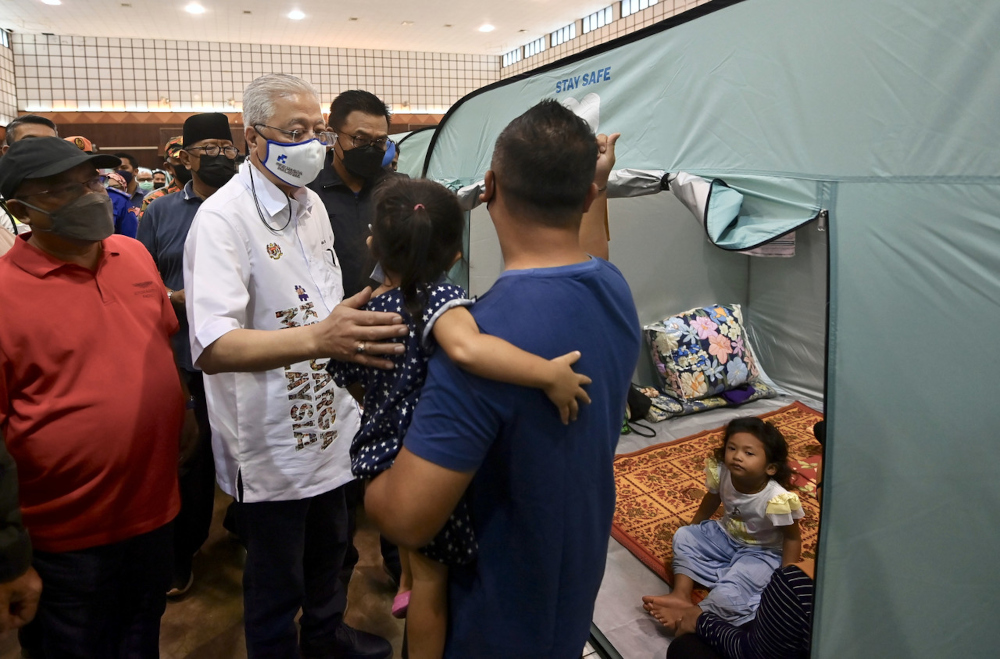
left=242, top=74, right=319, bottom=127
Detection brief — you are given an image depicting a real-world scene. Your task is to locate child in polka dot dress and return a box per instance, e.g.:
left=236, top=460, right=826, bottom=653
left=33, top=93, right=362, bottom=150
left=327, top=177, right=591, bottom=657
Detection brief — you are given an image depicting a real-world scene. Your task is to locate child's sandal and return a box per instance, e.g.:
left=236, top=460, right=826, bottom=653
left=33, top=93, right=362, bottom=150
left=391, top=591, right=411, bottom=619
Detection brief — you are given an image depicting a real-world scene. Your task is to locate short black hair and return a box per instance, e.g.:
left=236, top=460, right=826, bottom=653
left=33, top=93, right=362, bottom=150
left=329, top=90, right=391, bottom=132
left=491, top=99, right=597, bottom=226
left=4, top=114, right=58, bottom=146
left=113, top=152, right=138, bottom=169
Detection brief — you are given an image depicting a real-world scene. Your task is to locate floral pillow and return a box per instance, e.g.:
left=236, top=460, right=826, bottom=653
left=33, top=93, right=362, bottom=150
left=644, top=304, right=761, bottom=401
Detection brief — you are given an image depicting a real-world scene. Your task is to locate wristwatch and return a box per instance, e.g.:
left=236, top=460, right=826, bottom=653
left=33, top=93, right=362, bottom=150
left=167, top=289, right=174, bottom=300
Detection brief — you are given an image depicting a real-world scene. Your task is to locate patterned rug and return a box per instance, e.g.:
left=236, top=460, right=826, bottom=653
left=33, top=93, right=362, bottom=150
left=611, top=402, right=823, bottom=585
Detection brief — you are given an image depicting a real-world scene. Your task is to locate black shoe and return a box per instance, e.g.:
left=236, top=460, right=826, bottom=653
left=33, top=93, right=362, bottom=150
left=330, top=623, right=393, bottom=659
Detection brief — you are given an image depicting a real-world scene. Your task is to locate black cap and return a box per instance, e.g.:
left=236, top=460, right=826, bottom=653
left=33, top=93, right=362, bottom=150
left=0, top=136, right=120, bottom=199
left=183, top=112, right=232, bottom=148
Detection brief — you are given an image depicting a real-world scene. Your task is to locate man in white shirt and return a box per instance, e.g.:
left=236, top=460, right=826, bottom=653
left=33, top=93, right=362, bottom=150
left=184, top=74, right=402, bottom=659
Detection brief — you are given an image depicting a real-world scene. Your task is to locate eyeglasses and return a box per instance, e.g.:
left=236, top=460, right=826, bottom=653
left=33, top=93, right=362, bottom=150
left=17, top=175, right=108, bottom=200
left=338, top=134, right=393, bottom=151
left=254, top=124, right=336, bottom=145
left=185, top=144, right=240, bottom=158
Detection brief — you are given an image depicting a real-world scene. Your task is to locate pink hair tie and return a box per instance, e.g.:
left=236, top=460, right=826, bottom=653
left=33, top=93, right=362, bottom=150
left=414, top=204, right=425, bottom=211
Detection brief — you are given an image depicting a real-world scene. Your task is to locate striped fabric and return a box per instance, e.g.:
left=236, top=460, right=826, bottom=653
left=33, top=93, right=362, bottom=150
left=696, top=564, right=813, bottom=659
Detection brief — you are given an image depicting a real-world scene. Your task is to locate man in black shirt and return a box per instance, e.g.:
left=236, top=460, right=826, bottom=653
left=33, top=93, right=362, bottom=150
left=309, top=90, right=398, bottom=297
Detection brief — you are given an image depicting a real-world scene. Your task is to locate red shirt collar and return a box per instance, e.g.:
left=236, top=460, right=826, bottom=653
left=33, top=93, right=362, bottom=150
left=6, top=233, right=121, bottom=278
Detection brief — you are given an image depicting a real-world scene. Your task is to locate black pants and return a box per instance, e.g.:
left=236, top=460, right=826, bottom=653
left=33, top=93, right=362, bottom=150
left=232, top=485, right=350, bottom=659
left=174, top=369, right=215, bottom=575
left=18, top=523, right=173, bottom=659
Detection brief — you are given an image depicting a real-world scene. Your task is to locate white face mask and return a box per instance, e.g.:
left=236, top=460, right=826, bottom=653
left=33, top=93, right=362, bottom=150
left=258, top=137, right=326, bottom=187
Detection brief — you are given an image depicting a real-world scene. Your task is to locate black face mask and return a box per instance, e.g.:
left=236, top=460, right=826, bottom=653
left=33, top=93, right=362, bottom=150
left=341, top=144, right=386, bottom=180
left=172, top=164, right=193, bottom=186
left=153, top=181, right=166, bottom=189
left=196, top=154, right=237, bottom=189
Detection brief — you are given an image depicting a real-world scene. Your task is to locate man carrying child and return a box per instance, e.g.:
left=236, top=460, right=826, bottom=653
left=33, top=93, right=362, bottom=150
left=366, top=100, right=640, bottom=657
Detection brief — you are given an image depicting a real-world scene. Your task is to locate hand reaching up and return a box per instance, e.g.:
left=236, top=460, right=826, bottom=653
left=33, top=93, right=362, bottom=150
left=594, top=132, right=621, bottom=191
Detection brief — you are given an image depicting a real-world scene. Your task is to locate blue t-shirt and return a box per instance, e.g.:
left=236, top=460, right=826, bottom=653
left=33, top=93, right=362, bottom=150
left=404, top=257, right=641, bottom=659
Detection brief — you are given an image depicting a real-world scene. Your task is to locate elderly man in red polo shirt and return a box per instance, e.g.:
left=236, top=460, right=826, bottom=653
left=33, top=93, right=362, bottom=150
left=0, top=137, right=195, bottom=658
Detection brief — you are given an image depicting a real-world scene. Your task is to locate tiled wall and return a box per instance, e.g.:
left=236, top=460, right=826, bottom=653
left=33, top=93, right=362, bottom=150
left=12, top=33, right=499, bottom=115
left=0, top=32, right=16, bottom=125
left=501, top=0, right=707, bottom=79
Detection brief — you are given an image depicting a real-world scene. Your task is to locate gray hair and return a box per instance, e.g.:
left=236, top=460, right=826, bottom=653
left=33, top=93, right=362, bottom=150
left=242, top=74, right=319, bottom=127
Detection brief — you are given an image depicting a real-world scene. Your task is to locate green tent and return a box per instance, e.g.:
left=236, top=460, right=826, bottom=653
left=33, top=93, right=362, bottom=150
left=416, top=0, right=999, bottom=656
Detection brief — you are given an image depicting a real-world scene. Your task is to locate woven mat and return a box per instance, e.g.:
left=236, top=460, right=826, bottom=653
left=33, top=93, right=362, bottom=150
left=611, top=402, right=823, bottom=585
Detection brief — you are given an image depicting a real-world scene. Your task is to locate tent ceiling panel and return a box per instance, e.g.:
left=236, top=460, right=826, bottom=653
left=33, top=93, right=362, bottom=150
left=425, top=0, right=1000, bottom=183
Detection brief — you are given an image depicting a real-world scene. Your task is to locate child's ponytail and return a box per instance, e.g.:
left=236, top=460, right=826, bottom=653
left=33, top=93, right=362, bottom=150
left=397, top=203, right=434, bottom=322
left=370, top=178, right=465, bottom=327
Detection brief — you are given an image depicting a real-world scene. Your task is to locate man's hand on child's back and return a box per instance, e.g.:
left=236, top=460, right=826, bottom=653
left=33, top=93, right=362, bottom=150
left=317, top=287, right=408, bottom=369
left=545, top=351, right=593, bottom=424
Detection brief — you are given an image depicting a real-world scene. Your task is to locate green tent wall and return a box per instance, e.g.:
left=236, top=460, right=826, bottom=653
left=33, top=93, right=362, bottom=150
left=417, top=0, right=1000, bottom=656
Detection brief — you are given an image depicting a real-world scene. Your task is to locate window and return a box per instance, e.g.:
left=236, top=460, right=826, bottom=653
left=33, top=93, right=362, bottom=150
left=621, top=0, right=658, bottom=19
left=551, top=23, right=577, bottom=47
left=523, top=37, right=545, bottom=58
left=502, top=48, right=522, bottom=68
left=583, top=6, right=614, bottom=34
left=0, top=30, right=10, bottom=49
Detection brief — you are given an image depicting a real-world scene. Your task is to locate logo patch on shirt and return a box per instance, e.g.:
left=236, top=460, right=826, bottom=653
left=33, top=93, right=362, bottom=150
left=132, top=280, right=158, bottom=298
left=266, top=243, right=283, bottom=260
left=295, top=285, right=309, bottom=301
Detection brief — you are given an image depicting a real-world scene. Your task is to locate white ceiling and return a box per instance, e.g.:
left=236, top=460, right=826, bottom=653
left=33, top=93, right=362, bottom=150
left=0, top=0, right=616, bottom=55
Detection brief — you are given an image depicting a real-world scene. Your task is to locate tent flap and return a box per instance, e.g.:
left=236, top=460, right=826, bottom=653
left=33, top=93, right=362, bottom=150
left=606, top=168, right=669, bottom=198
left=669, top=172, right=822, bottom=251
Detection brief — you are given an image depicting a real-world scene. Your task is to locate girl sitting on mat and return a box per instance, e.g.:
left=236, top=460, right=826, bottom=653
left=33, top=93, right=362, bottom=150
left=327, top=176, right=590, bottom=659
left=643, top=416, right=803, bottom=628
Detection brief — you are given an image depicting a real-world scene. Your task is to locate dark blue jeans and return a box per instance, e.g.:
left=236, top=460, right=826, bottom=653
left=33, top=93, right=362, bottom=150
left=18, top=523, right=173, bottom=659
left=232, top=484, right=350, bottom=659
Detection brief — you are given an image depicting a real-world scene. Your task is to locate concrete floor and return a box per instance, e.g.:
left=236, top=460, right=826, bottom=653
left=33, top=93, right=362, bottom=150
left=0, top=488, right=405, bottom=659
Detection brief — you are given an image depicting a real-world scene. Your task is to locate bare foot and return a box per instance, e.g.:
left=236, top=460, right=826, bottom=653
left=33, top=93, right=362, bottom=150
left=642, top=592, right=690, bottom=610
left=642, top=594, right=692, bottom=630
